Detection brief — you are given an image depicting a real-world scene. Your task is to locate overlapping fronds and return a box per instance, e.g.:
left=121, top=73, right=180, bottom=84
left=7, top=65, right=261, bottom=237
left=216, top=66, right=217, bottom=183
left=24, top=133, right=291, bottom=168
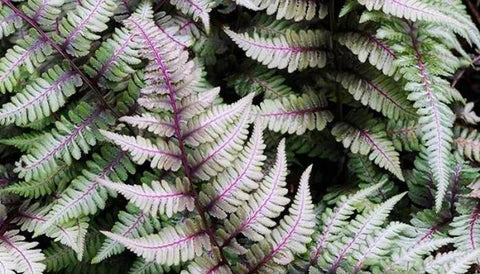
left=0, top=229, right=45, bottom=274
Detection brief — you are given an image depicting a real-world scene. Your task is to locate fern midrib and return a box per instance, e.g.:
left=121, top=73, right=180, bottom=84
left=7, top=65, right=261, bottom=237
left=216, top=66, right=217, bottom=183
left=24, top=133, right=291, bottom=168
left=221, top=150, right=285, bottom=248
left=359, top=129, right=397, bottom=168
left=46, top=151, right=125, bottom=224
left=18, top=213, right=75, bottom=245
left=358, top=77, right=416, bottom=117
left=0, top=39, right=46, bottom=83
left=129, top=17, right=230, bottom=268
left=1, top=0, right=120, bottom=117
left=236, top=33, right=318, bottom=53
left=407, top=23, right=447, bottom=184
left=248, top=188, right=307, bottom=273
left=22, top=107, right=103, bottom=171
left=62, top=0, right=105, bottom=48
left=96, top=212, right=145, bottom=259
left=93, top=32, right=135, bottom=80
left=0, top=233, right=35, bottom=274
left=157, top=24, right=188, bottom=48
left=206, top=131, right=260, bottom=211
left=469, top=204, right=480, bottom=250
left=359, top=31, right=397, bottom=58
left=0, top=71, right=76, bottom=119
left=191, top=110, right=248, bottom=174
left=352, top=226, right=396, bottom=273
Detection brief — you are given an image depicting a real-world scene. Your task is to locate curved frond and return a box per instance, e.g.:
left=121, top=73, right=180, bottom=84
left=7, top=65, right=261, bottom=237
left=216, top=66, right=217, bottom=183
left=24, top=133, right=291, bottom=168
left=225, top=28, right=327, bottom=72
left=98, top=177, right=195, bottom=217
left=101, top=218, right=211, bottom=265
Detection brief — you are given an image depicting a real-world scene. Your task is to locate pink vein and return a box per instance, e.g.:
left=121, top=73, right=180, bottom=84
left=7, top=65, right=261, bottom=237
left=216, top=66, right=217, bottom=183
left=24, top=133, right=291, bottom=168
left=127, top=231, right=205, bottom=249
left=95, top=33, right=135, bottom=79
left=361, top=78, right=415, bottom=116
left=360, top=130, right=396, bottom=168
left=207, top=130, right=260, bottom=209
left=19, top=213, right=74, bottom=244
left=112, top=135, right=180, bottom=158
left=0, top=72, right=76, bottom=118
left=309, top=199, right=350, bottom=267
left=0, top=39, right=45, bottom=83
left=191, top=113, right=247, bottom=174
left=408, top=24, right=445, bottom=181
left=221, top=155, right=285, bottom=247
left=235, top=34, right=317, bottom=53
left=249, top=187, right=306, bottom=273
left=22, top=107, right=103, bottom=171
left=0, top=234, right=34, bottom=273
left=183, top=101, right=247, bottom=139
left=470, top=205, right=480, bottom=250
left=359, top=31, right=396, bottom=58
left=48, top=152, right=125, bottom=222
left=329, top=211, right=379, bottom=272
left=112, top=184, right=187, bottom=199
left=259, top=107, right=318, bottom=117
left=63, top=0, right=105, bottom=47
left=157, top=25, right=187, bottom=48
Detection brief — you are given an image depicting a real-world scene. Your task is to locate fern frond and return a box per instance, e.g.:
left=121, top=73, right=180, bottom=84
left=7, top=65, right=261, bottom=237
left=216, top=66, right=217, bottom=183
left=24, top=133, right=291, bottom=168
left=84, top=26, right=141, bottom=88
left=235, top=0, right=327, bottom=21
left=199, top=121, right=266, bottom=219
left=357, top=0, right=480, bottom=46
left=0, top=229, right=46, bottom=274
left=0, top=65, right=81, bottom=125
left=225, top=28, right=327, bottom=72
left=333, top=67, right=416, bottom=120
left=128, top=258, right=169, bottom=274
left=189, top=102, right=252, bottom=180
left=169, top=0, right=212, bottom=32
left=331, top=111, right=404, bottom=180
left=337, top=31, right=397, bottom=76
left=57, top=0, right=118, bottom=56
left=15, top=202, right=89, bottom=259
left=100, top=130, right=182, bottom=171
left=243, top=166, right=314, bottom=272
left=323, top=192, right=406, bottom=273
left=228, top=64, right=294, bottom=99
left=36, top=147, right=134, bottom=234
left=256, top=92, right=333, bottom=135
left=184, top=248, right=232, bottom=274
left=98, top=177, right=195, bottom=217
left=219, top=139, right=289, bottom=248
left=0, top=163, right=78, bottom=198
left=101, top=218, right=211, bottom=265
left=308, top=182, right=384, bottom=268
left=15, top=103, right=114, bottom=181
left=454, top=126, right=480, bottom=163
left=424, top=249, right=480, bottom=274
left=0, top=6, right=22, bottom=39
left=386, top=119, right=420, bottom=152
left=92, top=207, right=156, bottom=263
left=0, top=32, right=51, bottom=93
left=183, top=94, right=253, bottom=147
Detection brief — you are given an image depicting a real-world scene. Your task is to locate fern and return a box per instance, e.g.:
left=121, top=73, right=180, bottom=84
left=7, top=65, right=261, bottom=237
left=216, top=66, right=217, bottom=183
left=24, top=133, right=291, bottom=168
left=0, top=0, right=479, bottom=272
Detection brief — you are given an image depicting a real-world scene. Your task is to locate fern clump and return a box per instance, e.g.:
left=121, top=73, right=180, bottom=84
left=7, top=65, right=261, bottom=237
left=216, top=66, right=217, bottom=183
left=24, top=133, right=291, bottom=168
left=0, top=0, right=479, bottom=273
